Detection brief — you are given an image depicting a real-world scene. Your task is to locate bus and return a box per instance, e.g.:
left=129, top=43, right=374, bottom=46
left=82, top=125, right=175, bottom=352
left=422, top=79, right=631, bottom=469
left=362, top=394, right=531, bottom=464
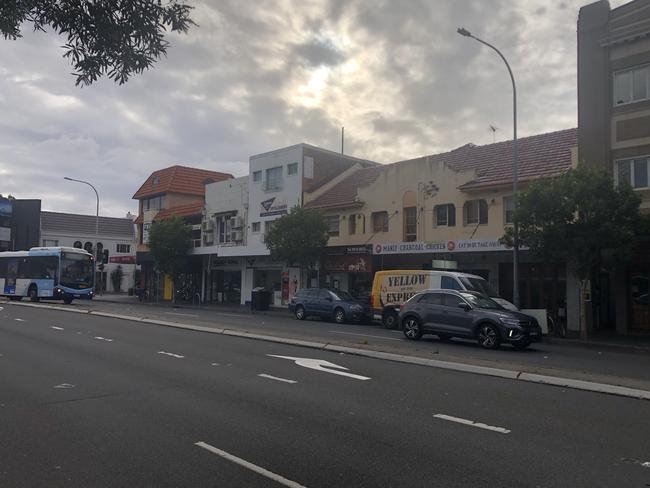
left=0, top=247, right=94, bottom=304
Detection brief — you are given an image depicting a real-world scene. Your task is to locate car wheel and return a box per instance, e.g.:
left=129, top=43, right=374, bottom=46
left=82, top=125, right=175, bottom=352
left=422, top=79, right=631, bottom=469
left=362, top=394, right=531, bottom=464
left=382, top=311, right=398, bottom=329
left=28, top=285, right=39, bottom=302
left=63, top=297, right=73, bottom=305
left=477, top=323, right=500, bottom=349
left=295, top=305, right=306, bottom=320
left=402, top=317, right=423, bottom=340
left=437, top=333, right=452, bottom=341
left=512, top=340, right=530, bottom=350
left=333, top=307, right=346, bottom=324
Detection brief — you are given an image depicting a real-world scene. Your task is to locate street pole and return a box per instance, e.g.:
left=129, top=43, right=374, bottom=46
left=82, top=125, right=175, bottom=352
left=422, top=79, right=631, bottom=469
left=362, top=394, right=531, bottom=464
left=457, top=27, right=519, bottom=308
left=64, top=177, right=100, bottom=294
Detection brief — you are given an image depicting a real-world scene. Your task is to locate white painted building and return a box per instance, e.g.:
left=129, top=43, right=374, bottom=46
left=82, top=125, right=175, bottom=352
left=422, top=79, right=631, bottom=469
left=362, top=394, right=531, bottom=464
left=195, top=144, right=377, bottom=306
left=40, top=211, right=137, bottom=293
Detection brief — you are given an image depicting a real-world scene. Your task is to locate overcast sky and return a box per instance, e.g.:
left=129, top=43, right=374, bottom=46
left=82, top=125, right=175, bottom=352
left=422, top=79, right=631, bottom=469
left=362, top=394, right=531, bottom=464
left=0, top=0, right=627, bottom=217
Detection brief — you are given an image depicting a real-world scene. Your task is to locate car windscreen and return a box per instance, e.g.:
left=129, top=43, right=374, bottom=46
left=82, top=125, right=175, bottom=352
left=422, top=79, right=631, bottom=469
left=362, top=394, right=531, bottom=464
left=460, top=292, right=503, bottom=310
left=459, top=276, right=500, bottom=297
left=332, top=290, right=355, bottom=301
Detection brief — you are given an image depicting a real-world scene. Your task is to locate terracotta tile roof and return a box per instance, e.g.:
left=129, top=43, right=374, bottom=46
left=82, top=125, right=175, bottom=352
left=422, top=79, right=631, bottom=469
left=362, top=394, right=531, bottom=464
left=304, top=128, right=577, bottom=208
left=134, top=214, right=143, bottom=225
left=153, top=202, right=204, bottom=221
left=304, top=166, right=385, bottom=209
left=132, top=165, right=233, bottom=200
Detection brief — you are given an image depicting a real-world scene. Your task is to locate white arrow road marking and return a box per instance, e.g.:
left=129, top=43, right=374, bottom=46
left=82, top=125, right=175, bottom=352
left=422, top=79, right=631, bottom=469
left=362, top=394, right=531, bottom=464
left=433, top=414, right=511, bottom=434
left=157, top=351, right=184, bottom=359
left=195, top=441, right=309, bottom=488
left=267, top=355, right=371, bottom=381
left=94, top=336, right=114, bottom=342
left=53, top=383, right=75, bottom=389
left=258, top=374, right=297, bottom=384
left=50, top=326, right=64, bottom=331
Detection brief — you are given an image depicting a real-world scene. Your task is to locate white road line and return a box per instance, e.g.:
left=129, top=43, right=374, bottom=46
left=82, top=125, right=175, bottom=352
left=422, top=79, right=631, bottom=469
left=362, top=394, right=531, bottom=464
left=163, top=312, right=200, bottom=318
left=433, top=414, right=511, bottom=434
left=50, top=326, right=64, bottom=330
left=157, top=351, right=185, bottom=359
left=327, top=330, right=401, bottom=341
left=94, top=336, right=114, bottom=342
left=53, top=383, right=75, bottom=389
left=14, top=318, right=25, bottom=322
left=195, top=441, right=308, bottom=488
left=258, top=374, right=297, bottom=384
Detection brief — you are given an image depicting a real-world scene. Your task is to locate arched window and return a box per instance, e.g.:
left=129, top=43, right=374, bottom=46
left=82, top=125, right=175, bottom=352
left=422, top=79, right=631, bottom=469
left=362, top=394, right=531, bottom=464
left=402, top=191, right=417, bottom=242
left=73, top=241, right=82, bottom=249
left=84, top=241, right=93, bottom=253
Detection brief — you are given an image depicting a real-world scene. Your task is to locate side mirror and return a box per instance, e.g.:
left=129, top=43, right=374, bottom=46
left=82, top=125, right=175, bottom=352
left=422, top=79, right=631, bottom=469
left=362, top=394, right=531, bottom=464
left=458, top=303, right=471, bottom=311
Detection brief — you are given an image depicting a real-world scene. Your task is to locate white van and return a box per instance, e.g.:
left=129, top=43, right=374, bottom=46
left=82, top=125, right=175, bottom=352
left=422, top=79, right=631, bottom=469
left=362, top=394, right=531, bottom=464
left=371, top=269, right=517, bottom=328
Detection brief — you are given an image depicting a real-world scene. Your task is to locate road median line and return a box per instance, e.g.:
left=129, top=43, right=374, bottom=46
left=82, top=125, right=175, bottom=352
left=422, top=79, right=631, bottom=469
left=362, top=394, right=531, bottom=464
left=4, top=301, right=650, bottom=401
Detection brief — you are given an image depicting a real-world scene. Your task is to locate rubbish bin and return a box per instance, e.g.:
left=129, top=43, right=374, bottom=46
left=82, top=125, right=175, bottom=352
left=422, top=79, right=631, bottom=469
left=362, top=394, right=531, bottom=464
left=251, top=287, right=269, bottom=311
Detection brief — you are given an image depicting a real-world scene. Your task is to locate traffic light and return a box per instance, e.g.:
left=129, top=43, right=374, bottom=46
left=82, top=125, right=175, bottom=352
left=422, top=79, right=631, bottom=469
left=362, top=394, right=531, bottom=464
left=103, top=249, right=109, bottom=264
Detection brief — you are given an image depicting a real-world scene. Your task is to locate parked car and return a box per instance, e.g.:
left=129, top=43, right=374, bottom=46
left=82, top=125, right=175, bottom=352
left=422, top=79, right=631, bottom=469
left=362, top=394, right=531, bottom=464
left=289, top=288, right=373, bottom=324
left=399, top=289, right=541, bottom=349
left=371, top=269, right=517, bottom=330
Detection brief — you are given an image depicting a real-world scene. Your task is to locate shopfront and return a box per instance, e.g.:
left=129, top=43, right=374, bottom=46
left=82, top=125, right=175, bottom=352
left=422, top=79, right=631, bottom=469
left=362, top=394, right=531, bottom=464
left=206, top=257, right=243, bottom=304
left=324, top=245, right=374, bottom=299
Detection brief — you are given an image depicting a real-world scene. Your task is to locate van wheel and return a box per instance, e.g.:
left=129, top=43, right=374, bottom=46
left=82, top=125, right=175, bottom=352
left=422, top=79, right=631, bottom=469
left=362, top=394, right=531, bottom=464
left=403, top=317, right=423, bottom=340
left=382, top=311, right=398, bottom=329
left=333, top=308, right=346, bottom=324
left=477, top=323, right=500, bottom=349
left=28, top=285, right=39, bottom=302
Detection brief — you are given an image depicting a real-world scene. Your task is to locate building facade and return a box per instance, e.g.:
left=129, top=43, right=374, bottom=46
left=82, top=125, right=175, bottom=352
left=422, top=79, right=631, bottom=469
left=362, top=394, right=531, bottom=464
left=40, top=211, right=137, bottom=293
left=0, top=196, right=41, bottom=252
left=578, top=0, right=650, bottom=333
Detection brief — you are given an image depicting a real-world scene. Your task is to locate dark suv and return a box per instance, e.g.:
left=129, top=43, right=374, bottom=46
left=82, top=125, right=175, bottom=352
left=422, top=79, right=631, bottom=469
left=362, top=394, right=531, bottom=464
left=289, top=288, right=372, bottom=324
left=399, top=290, right=541, bottom=349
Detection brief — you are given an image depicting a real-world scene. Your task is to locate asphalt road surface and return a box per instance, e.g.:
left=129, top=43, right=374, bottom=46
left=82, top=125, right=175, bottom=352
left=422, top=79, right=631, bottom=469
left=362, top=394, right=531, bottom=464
left=1, top=304, right=650, bottom=487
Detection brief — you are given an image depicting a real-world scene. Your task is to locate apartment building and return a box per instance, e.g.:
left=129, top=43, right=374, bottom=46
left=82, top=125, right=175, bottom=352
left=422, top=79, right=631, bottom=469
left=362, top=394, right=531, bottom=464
left=578, top=0, right=650, bottom=333
left=305, top=129, right=580, bottom=332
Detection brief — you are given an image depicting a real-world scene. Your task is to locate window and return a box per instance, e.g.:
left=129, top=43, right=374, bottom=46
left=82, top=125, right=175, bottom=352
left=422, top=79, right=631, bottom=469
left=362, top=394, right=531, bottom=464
left=464, top=200, right=488, bottom=225
left=372, top=211, right=389, bottom=233
left=403, top=207, right=417, bottom=242
left=251, top=222, right=261, bottom=233
left=434, top=204, right=456, bottom=227
left=73, top=241, right=82, bottom=249
left=84, top=241, right=93, bottom=253
left=152, top=176, right=160, bottom=185
left=143, top=195, right=165, bottom=211
left=417, top=293, right=443, bottom=305
left=614, top=65, right=650, bottom=105
left=265, top=166, right=283, bottom=191
left=443, top=293, right=467, bottom=308
left=616, top=158, right=649, bottom=189
left=216, top=215, right=232, bottom=244
left=42, top=239, right=58, bottom=247
left=117, top=244, right=131, bottom=253
left=287, top=162, right=298, bottom=175
left=253, top=171, right=262, bottom=183
left=264, top=220, right=275, bottom=233
left=441, top=276, right=463, bottom=290
left=348, top=214, right=357, bottom=235
left=325, top=215, right=340, bottom=237
left=503, top=196, right=515, bottom=225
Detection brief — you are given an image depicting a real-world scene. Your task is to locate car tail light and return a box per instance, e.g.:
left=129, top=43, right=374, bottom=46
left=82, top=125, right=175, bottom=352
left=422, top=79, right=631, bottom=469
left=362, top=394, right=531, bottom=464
left=399, top=303, right=405, bottom=311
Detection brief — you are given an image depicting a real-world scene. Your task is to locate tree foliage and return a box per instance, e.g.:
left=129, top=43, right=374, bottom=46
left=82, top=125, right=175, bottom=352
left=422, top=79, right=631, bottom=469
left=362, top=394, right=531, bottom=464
left=148, top=216, right=192, bottom=301
left=1, top=0, right=195, bottom=85
left=264, top=206, right=330, bottom=269
left=503, top=165, right=643, bottom=280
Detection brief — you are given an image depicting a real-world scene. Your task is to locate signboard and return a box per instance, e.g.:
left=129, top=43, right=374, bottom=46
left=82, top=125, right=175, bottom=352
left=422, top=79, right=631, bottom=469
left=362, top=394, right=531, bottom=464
left=109, top=256, right=136, bottom=264
left=260, top=197, right=288, bottom=217
left=142, top=223, right=151, bottom=244
left=0, top=198, right=12, bottom=217
left=325, top=255, right=372, bottom=273
left=373, top=239, right=510, bottom=255
left=326, top=245, right=373, bottom=256
left=0, top=227, right=10, bottom=241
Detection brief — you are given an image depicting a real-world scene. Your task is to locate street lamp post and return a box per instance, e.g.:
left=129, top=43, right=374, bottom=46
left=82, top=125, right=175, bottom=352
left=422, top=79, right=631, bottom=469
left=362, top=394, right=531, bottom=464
left=457, top=27, right=520, bottom=309
left=64, top=177, right=100, bottom=294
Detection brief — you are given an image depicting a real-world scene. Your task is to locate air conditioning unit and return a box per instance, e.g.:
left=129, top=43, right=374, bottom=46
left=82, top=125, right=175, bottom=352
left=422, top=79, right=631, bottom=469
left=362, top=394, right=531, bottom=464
left=230, top=216, right=244, bottom=229
left=202, top=219, right=214, bottom=232
left=203, top=232, right=214, bottom=245
left=231, top=230, right=244, bottom=242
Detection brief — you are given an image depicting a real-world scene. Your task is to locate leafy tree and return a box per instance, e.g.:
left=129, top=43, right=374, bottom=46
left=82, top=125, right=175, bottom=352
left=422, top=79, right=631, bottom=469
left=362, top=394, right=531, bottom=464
left=1, top=0, right=195, bottom=86
left=148, top=215, right=191, bottom=304
left=110, top=265, right=124, bottom=293
left=502, top=165, right=643, bottom=334
left=264, top=206, right=330, bottom=278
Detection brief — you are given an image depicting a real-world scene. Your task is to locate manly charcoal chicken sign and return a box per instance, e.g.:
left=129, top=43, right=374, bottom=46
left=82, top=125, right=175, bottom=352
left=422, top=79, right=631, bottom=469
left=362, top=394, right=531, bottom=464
left=373, top=239, right=510, bottom=254
left=260, top=197, right=288, bottom=217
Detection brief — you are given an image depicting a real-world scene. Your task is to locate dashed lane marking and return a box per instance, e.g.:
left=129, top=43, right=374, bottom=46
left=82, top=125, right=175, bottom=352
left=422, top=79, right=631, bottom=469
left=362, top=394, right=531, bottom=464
left=258, top=374, right=297, bottom=384
left=94, top=336, right=114, bottom=342
left=157, top=351, right=185, bottom=359
left=50, top=326, right=64, bottom=331
left=433, top=413, right=511, bottom=434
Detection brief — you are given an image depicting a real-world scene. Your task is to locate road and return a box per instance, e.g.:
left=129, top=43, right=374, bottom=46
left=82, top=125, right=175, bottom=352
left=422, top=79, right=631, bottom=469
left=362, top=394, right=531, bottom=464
left=1, top=304, right=650, bottom=487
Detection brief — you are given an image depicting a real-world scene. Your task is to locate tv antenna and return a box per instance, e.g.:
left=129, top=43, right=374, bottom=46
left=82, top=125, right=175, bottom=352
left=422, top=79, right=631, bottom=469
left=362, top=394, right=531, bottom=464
left=489, top=125, right=499, bottom=143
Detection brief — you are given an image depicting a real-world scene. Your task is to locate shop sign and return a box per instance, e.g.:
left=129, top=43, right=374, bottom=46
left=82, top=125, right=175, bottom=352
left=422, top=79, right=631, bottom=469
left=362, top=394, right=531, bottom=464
left=325, top=255, right=372, bottom=273
left=373, top=239, right=510, bottom=255
left=210, top=258, right=242, bottom=268
left=142, top=223, right=151, bottom=244
left=260, top=197, right=288, bottom=217
left=109, top=255, right=136, bottom=264
left=326, top=244, right=373, bottom=256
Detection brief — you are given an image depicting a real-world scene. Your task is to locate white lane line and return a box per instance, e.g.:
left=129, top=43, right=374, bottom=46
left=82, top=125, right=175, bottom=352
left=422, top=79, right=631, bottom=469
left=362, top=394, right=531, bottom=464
left=14, top=318, right=25, bottom=322
left=157, top=351, right=185, bottom=359
left=50, top=326, right=64, bottom=330
left=164, top=312, right=200, bottom=318
left=195, top=441, right=308, bottom=488
left=327, top=330, right=401, bottom=341
left=53, top=383, right=75, bottom=389
left=258, top=374, right=297, bottom=384
left=94, top=336, right=114, bottom=342
left=433, top=414, right=511, bottom=434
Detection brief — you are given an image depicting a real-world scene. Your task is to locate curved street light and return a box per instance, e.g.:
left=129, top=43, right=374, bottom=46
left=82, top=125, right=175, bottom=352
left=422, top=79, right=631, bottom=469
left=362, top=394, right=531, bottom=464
left=457, top=27, right=520, bottom=308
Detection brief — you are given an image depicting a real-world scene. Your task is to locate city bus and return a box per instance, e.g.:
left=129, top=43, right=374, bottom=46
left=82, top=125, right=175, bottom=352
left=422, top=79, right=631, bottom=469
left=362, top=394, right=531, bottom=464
left=0, top=247, right=94, bottom=304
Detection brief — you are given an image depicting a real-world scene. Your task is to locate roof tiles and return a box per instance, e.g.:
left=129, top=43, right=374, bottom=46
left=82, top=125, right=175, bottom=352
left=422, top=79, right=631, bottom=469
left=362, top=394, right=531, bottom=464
left=132, top=165, right=232, bottom=200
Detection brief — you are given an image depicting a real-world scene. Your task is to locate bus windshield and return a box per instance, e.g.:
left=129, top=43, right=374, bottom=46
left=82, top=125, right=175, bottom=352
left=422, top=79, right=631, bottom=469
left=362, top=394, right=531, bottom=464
left=60, top=252, right=93, bottom=289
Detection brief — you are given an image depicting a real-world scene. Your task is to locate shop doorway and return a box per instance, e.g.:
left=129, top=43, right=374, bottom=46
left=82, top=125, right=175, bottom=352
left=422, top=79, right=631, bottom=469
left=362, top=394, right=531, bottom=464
left=630, top=267, right=650, bottom=331
left=254, top=269, right=282, bottom=306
